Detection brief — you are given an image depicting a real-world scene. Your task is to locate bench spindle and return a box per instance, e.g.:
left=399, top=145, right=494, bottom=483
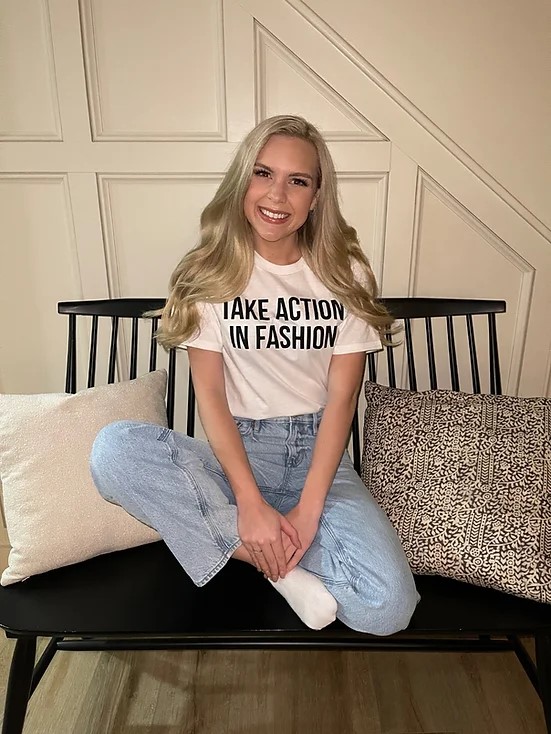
left=425, top=317, right=438, bottom=390
left=446, top=315, right=460, bottom=391
left=129, top=317, right=139, bottom=380
left=87, top=315, right=99, bottom=389
left=465, top=313, right=481, bottom=394
left=107, top=317, right=119, bottom=384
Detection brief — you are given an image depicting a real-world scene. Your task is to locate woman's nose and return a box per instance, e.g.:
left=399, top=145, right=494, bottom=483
left=267, top=178, right=286, bottom=203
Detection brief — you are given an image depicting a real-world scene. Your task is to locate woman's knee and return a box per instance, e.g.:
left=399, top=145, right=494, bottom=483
left=339, top=573, right=419, bottom=636
left=89, top=420, right=156, bottom=497
left=91, top=419, right=137, bottom=463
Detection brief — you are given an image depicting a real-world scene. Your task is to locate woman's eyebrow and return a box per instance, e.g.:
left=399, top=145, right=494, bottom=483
left=254, top=162, right=314, bottom=181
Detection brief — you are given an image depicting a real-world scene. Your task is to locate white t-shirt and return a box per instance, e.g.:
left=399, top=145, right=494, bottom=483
left=180, top=251, right=382, bottom=419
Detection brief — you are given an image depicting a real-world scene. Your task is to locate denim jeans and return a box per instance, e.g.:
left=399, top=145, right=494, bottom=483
left=90, top=411, right=419, bottom=635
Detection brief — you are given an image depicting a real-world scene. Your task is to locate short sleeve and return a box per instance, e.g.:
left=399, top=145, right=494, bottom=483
left=178, top=302, right=223, bottom=352
left=333, top=311, right=382, bottom=355
left=333, top=258, right=382, bottom=355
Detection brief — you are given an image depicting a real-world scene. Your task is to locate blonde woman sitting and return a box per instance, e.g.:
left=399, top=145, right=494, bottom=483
left=90, top=115, right=419, bottom=632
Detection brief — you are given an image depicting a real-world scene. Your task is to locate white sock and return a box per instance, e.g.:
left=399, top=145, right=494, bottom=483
left=269, top=567, right=338, bottom=630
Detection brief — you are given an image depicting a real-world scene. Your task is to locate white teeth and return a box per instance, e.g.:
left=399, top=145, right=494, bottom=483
left=259, top=207, right=289, bottom=220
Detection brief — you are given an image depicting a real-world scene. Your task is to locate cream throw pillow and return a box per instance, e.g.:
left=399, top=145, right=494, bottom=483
left=0, top=370, right=166, bottom=585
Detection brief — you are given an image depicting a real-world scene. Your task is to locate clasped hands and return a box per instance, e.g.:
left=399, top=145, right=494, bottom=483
left=237, top=498, right=321, bottom=582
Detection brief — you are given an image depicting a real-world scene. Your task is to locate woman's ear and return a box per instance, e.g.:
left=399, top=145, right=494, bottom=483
left=310, top=190, right=320, bottom=212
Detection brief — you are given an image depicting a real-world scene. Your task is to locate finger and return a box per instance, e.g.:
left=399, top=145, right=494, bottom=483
left=285, top=548, right=305, bottom=573
left=285, top=544, right=298, bottom=564
left=282, top=535, right=297, bottom=563
left=249, top=545, right=271, bottom=578
left=280, top=516, right=302, bottom=549
left=245, top=544, right=264, bottom=573
left=257, top=553, right=272, bottom=579
left=270, top=536, right=289, bottom=579
left=261, top=543, right=282, bottom=581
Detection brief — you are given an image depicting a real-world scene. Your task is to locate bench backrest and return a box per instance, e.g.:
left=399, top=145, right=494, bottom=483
left=58, top=297, right=506, bottom=472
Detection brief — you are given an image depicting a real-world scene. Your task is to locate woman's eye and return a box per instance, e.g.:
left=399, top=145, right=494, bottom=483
left=291, top=178, right=308, bottom=187
left=253, top=168, right=269, bottom=177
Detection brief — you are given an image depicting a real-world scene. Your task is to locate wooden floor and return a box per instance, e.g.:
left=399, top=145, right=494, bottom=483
left=0, top=634, right=545, bottom=734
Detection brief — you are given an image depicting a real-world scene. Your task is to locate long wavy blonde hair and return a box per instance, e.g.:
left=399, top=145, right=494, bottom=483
left=155, top=115, right=393, bottom=349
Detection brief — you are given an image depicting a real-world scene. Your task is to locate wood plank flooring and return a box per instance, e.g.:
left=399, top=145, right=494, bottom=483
left=0, top=635, right=545, bottom=733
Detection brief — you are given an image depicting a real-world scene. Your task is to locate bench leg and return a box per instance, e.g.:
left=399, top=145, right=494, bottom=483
left=1, top=636, right=37, bottom=734
left=536, top=631, right=551, bottom=733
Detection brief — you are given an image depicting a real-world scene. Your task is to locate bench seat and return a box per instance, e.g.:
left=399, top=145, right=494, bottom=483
left=1, top=542, right=548, bottom=639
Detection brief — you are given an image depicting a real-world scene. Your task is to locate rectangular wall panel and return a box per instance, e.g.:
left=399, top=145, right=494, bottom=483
left=81, top=0, right=226, bottom=140
left=0, top=176, right=81, bottom=394
left=0, top=0, right=61, bottom=139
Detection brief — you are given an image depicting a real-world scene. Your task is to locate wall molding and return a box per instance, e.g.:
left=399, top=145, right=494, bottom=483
left=97, top=173, right=223, bottom=377
left=0, top=0, right=62, bottom=141
left=0, top=174, right=83, bottom=301
left=410, top=170, right=535, bottom=395
left=337, top=172, right=388, bottom=284
left=0, top=173, right=86, bottom=390
left=544, top=350, right=551, bottom=398
left=283, top=0, right=551, bottom=244
left=79, top=0, right=227, bottom=141
left=97, top=173, right=224, bottom=299
left=254, top=22, right=386, bottom=141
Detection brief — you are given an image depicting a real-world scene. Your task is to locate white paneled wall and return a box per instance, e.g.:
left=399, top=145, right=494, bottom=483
left=0, top=0, right=550, bottom=550
left=1, top=0, right=549, bottom=393
left=0, top=0, right=62, bottom=140
left=80, top=0, right=226, bottom=140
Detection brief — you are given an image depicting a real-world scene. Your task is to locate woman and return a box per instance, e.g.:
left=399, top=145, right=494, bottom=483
left=91, top=115, right=419, bottom=632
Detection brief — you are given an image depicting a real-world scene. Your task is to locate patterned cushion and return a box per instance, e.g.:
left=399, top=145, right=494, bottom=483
left=361, top=382, right=551, bottom=604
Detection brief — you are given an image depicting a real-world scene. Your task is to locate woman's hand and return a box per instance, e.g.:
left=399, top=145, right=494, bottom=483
left=237, top=499, right=301, bottom=581
left=283, top=502, right=323, bottom=573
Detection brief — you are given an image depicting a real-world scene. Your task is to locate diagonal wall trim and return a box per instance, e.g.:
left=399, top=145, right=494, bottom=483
left=413, top=172, right=535, bottom=277
left=254, top=23, right=386, bottom=141
left=283, top=0, right=551, bottom=243
left=410, top=170, right=535, bottom=395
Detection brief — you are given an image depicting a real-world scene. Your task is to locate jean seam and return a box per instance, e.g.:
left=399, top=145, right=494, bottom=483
left=196, top=538, right=241, bottom=587
left=176, top=460, right=233, bottom=553
left=320, top=513, right=356, bottom=574
left=159, top=440, right=237, bottom=565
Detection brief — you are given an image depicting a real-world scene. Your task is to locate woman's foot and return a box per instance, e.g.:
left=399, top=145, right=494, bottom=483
left=269, top=567, right=338, bottom=629
left=232, top=544, right=337, bottom=629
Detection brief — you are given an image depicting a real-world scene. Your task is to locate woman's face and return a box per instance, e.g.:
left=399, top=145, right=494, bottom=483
left=244, top=134, right=319, bottom=258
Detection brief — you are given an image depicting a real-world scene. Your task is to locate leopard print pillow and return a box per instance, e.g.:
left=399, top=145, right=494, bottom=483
left=361, top=381, right=551, bottom=604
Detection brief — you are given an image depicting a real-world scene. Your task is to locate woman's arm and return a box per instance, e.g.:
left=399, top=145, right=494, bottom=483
left=284, top=351, right=366, bottom=570
left=187, top=347, right=300, bottom=580
left=301, top=351, right=367, bottom=511
left=187, top=347, right=261, bottom=506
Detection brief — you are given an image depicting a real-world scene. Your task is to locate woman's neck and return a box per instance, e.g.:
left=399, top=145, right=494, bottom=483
left=254, top=242, right=302, bottom=266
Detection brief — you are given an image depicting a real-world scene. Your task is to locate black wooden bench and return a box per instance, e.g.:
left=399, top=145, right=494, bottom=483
left=0, top=297, right=549, bottom=734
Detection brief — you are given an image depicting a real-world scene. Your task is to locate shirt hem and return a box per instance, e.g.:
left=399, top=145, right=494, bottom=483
left=333, top=341, right=382, bottom=355
left=179, top=341, right=223, bottom=353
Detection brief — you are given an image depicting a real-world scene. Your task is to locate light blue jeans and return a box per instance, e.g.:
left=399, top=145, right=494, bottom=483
left=90, top=410, right=419, bottom=635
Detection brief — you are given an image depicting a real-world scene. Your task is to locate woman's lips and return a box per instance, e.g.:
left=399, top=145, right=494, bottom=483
left=257, top=206, right=291, bottom=224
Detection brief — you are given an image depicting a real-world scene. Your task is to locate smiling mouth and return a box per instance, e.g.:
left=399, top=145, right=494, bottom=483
left=258, top=206, right=291, bottom=223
